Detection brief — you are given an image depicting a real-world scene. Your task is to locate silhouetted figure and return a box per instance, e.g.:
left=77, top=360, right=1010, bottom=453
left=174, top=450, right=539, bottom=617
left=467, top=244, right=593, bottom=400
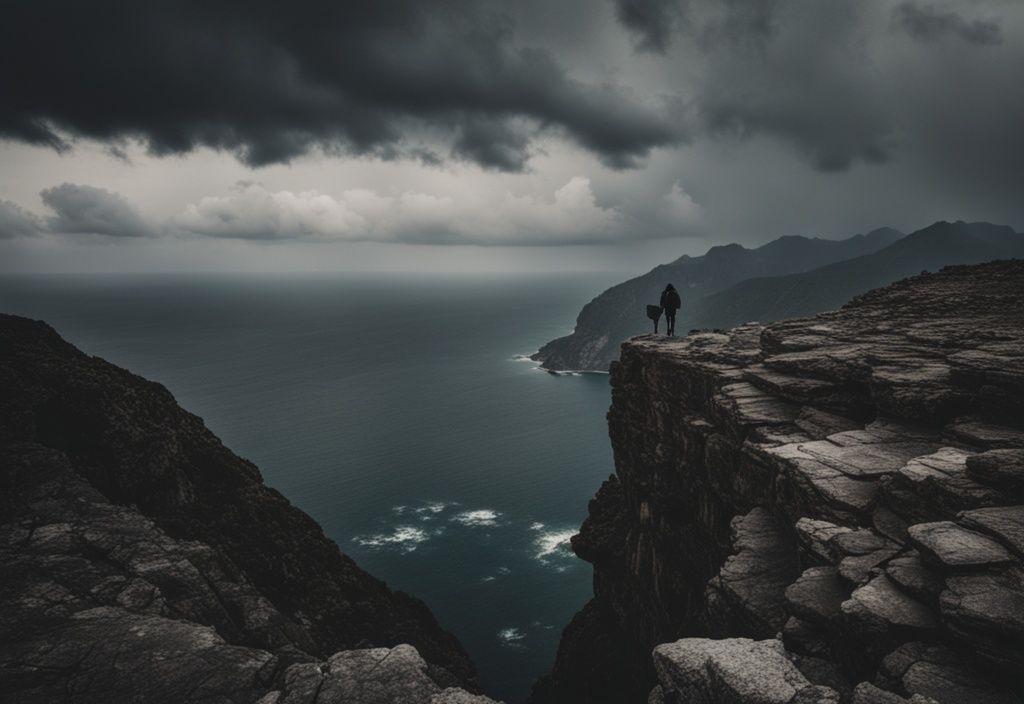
left=660, top=283, right=681, bottom=336
left=645, top=304, right=663, bottom=333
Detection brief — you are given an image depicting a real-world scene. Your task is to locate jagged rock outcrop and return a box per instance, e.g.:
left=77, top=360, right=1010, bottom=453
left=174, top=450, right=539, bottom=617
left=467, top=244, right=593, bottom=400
left=0, top=315, right=494, bottom=703
left=534, top=260, right=1024, bottom=703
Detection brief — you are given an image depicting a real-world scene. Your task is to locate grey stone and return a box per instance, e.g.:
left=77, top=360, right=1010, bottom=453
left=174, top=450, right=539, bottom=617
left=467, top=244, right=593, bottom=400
left=906, top=521, right=1014, bottom=572
left=946, top=419, right=1024, bottom=450
left=785, top=567, right=849, bottom=627
left=832, top=529, right=897, bottom=557
left=854, top=682, right=911, bottom=704
left=795, top=439, right=941, bottom=479
left=884, top=553, right=945, bottom=605
left=841, top=575, right=938, bottom=635
left=706, top=508, right=800, bottom=637
left=957, top=506, right=1024, bottom=556
left=852, top=682, right=941, bottom=704
left=873, top=507, right=910, bottom=544
left=790, top=654, right=852, bottom=699
left=839, top=548, right=901, bottom=586
left=940, top=567, right=1024, bottom=671
left=965, top=450, right=1024, bottom=498
left=653, top=637, right=838, bottom=704
left=888, top=449, right=1013, bottom=521
left=782, top=616, right=830, bottom=657
left=878, top=642, right=1019, bottom=704
left=796, top=519, right=853, bottom=565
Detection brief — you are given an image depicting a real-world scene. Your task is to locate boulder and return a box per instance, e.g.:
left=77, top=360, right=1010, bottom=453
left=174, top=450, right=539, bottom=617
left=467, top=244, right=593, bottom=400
left=653, top=637, right=839, bottom=704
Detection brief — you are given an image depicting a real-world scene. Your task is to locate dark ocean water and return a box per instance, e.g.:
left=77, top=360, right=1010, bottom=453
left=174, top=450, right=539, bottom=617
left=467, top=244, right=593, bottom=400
left=0, top=271, right=626, bottom=703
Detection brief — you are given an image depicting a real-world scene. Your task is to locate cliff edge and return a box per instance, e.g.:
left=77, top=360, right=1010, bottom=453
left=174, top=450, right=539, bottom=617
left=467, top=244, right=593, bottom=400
left=0, top=314, right=496, bottom=703
left=534, top=259, right=1024, bottom=703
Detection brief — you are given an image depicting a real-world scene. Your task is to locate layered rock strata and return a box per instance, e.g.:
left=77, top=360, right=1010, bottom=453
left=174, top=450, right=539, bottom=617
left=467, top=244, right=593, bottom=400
left=0, top=315, right=494, bottom=703
left=535, top=260, right=1024, bottom=703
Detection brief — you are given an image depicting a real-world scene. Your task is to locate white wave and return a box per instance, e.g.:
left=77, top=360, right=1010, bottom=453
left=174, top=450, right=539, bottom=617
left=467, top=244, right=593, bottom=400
left=529, top=522, right=545, bottom=531
left=353, top=525, right=430, bottom=553
left=451, top=509, right=502, bottom=527
left=498, top=627, right=526, bottom=648
left=534, top=528, right=576, bottom=565
left=481, top=565, right=512, bottom=583
left=413, top=501, right=450, bottom=515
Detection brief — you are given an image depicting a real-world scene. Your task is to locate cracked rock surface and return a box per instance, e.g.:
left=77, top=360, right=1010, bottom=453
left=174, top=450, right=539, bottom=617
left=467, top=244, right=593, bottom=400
left=534, top=261, right=1024, bottom=703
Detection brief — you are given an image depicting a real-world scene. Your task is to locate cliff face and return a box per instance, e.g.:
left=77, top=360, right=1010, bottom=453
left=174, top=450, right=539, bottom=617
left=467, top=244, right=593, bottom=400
left=0, top=315, right=495, bottom=704
left=534, top=260, right=1024, bottom=703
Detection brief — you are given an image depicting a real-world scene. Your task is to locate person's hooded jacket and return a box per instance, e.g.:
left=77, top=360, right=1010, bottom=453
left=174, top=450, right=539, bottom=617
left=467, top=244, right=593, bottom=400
left=660, top=284, right=681, bottom=312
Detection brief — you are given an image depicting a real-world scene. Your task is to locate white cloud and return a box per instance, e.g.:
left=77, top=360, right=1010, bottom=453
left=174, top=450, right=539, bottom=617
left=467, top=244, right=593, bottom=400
left=174, top=178, right=699, bottom=246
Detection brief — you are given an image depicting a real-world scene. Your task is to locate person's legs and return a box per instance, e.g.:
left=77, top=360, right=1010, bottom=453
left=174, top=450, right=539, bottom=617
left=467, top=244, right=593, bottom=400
left=666, top=310, right=675, bottom=335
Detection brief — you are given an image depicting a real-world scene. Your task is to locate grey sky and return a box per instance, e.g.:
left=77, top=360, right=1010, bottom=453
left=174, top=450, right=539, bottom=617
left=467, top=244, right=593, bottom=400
left=1, top=0, right=1021, bottom=273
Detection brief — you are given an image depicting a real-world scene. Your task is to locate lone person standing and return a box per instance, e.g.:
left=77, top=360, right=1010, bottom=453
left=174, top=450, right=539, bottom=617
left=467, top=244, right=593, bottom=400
left=660, top=283, right=681, bottom=336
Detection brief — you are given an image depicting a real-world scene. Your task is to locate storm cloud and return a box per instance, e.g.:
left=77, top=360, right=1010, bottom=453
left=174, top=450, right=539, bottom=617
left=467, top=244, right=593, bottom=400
left=1, top=0, right=1022, bottom=268
left=0, top=200, right=42, bottom=239
left=41, top=184, right=154, bottom=238
left=614, top=0, right=685, bottom=53
left=0, top=0, right=680, bottom=172
left=894, top=1, right=1003, bottom=46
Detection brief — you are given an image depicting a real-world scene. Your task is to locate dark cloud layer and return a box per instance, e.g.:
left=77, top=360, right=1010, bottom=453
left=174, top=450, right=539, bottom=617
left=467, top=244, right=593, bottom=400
left=41, top=183, right=153, bottom=237
left=0, top=200, right=42, bottom=239
left=607, top=0, right=1018, bottom=180
left=894, top=1, right=1002, bottom=46
left=614, top=0, right=684, bottom=52
left=0, top=1, right=679, bottom=171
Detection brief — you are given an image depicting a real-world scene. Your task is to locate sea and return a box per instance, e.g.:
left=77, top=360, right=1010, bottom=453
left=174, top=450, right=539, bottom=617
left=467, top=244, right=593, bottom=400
left=0, top=271, right=627, bottom=703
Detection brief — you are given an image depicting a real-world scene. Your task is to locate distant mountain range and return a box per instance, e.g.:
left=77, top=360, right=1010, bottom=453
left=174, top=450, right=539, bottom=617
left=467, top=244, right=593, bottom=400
left=532, top=221, right=1024, bottom=371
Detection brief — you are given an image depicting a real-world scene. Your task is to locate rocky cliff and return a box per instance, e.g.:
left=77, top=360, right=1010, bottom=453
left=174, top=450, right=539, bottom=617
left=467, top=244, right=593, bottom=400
left=533, top=260, right=1024, bottom=704
left=0, top=314, right=497, bottom=704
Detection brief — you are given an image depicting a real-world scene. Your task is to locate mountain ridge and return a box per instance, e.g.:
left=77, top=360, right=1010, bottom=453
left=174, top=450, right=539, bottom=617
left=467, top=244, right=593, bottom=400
left=532, top=226, right=904, bottom=371
left=533, top=221, right=1023, bottom=372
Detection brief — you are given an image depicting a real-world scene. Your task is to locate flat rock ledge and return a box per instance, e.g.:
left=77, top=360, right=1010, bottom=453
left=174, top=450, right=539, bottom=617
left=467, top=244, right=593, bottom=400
left=544, top=261, right=1024, bottom=704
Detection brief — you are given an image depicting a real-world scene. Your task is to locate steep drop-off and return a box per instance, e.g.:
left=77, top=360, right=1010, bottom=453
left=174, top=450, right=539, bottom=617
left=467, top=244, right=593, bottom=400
left=0, top=314, right=496, bottom=703
left=534, top=260, right=1024, bottom=704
